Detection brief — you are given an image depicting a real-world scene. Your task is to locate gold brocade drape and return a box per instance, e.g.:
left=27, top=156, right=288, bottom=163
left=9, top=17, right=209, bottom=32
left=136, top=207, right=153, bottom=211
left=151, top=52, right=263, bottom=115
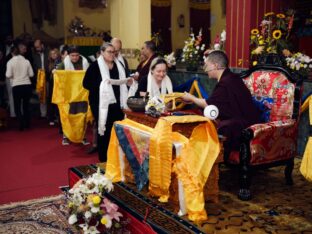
left=52, top=70, right=93, bottom=143
left=65, top=37, right=103, bottom=46
left=149, top=115, right=220, bottom=221
left=36, top=69, right=46, bottom=104
left=300, top=96, right=312, bottom=181
left=106, top=115, right=220, bottom=222
left=189, top=0, right=211, bottom=10
left=151, top=0, right=171, bottom=7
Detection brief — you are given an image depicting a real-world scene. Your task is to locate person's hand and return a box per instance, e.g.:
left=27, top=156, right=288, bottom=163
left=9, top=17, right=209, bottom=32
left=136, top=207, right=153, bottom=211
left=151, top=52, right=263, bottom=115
left=127, top=77, right=133, bottom=86
left=132, top=72, right=139, bottom=81
left=181, top=92, right=194, bottom=104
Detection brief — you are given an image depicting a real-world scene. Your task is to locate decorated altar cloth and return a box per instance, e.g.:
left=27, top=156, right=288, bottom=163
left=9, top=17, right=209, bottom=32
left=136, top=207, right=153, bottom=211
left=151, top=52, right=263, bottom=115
left=106, top=116, right=221, bottom=221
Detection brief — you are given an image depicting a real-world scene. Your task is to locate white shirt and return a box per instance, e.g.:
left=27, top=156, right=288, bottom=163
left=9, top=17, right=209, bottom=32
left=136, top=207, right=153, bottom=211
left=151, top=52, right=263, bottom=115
left=6, top=55, right=34, bottom=87
left=40, top=53, right=44, bottom=69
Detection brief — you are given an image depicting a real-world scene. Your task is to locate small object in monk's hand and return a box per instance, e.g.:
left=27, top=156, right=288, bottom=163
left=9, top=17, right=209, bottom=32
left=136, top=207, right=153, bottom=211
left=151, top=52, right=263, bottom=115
left=204, top=105, right=219, bottom=120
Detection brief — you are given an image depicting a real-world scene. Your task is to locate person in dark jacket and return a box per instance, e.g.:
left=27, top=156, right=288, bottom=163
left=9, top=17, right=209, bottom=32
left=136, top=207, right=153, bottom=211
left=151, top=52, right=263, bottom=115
left=32, top=39, right=49, bottom=118
left=83, top=42, right=131, bottom=162
left=132, top=41, right=157, bottom=96
left=182, top=50, right=260, bottom=156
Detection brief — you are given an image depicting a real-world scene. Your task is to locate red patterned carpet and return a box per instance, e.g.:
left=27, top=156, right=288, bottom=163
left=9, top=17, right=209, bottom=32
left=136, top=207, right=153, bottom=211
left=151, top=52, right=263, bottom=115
left=0, top=119, right=98, bottom=204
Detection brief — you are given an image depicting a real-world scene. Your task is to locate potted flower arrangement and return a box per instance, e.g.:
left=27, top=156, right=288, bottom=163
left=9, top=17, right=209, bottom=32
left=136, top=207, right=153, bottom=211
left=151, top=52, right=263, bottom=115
left=212, top=30, right=226, bottom=51
left=285, top=52, right=312, bottom=78
left=67, top=168, right=129, bottom=233
left=181, top=29, right=206, bottom=71
left=250, top=11, right=294, bottom=66
left=164, top=52, right=176, bottom=70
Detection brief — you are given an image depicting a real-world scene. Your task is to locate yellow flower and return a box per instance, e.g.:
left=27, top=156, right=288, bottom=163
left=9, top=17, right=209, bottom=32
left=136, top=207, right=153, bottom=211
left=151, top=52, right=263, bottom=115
left=264, top=12, right=274, bottom=17
left=251, top=29, right=259, bottom=35
left=252, top=46, right=264, bottom=55
left=253, top=61, right=258, bottom=66
left=282, top=49, right=291, bottom=57
left=259, top=40, right=265, bottom=45
left=92, top=195, right=101, bottom=205
left=101, top=216, right=108, bottom=225
left=276, top=13, right=285, bottom=18
left=272, top=30, right=282, bottom=39
left=68, top=202, right=74, bottom=208
left=267, top=47, right=272, bottom=53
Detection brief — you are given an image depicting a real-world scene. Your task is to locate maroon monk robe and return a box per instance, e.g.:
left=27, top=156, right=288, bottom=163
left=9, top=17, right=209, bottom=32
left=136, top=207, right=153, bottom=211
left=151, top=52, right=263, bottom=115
left=205, top=68, right=261, bottom=153
left=136, top=54, right=158, bottom=81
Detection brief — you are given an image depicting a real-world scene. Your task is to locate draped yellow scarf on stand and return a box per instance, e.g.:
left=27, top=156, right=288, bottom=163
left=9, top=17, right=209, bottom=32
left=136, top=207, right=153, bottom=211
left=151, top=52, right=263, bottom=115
left=52, top=70, right=93, bottom=143
left=149, top=115, right=220, bottom=221
left=300, top=95, right=312, bottom=181
left=36, top=69, right=46, bottom=104
left=105, top=115, right=220, bottom=222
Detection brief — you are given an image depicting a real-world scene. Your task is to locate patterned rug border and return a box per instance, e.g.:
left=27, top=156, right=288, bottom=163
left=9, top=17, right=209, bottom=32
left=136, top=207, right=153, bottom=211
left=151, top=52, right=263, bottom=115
left=0, top=194, right=64, bottom=210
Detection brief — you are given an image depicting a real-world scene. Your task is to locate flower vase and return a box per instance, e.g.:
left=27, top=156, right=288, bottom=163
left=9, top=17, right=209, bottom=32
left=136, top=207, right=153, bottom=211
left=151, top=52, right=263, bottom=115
left=186, top=64, right=198, bottom=72
left=168, top=65, right=176, bottom=71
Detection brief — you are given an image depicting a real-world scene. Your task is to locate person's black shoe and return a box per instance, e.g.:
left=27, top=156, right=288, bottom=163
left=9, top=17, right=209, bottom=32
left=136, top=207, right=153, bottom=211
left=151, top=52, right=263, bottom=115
left=87, top=146, right=97, bottom=154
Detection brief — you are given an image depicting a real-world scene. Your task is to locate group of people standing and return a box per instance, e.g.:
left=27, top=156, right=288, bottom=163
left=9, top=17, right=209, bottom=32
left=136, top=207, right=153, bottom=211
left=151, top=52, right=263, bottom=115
left=1, top=36, right=174, bottom=162
left=1, top=34, right=260, bottom=163
left=0, top=37, right=70, bottom=130
left=83, top=39, right=174, bottom=161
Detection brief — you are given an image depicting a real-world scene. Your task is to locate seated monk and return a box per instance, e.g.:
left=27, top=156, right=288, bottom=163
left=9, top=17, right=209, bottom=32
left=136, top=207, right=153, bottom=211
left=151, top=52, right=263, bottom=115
left=181, top=50, right=261, bottom=158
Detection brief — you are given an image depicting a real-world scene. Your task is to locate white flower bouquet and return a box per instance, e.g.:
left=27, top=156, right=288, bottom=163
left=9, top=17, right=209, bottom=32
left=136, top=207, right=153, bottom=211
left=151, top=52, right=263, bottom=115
left=164, top=52, right=176, bottom=67
left=181, top=29, right=206, bottom=69
left=285, top=52, right=312, bottom=77
left=67, top=168, right=129, bottom=233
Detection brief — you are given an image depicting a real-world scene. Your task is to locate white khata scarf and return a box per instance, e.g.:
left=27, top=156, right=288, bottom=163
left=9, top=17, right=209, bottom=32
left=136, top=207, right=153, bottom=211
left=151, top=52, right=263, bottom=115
left=64, top=55, right=89, bottom=70
left=147, top=71, right=173, bottom=98
left=116, top=53, right=126, bottom=67
left=98, top=56, right=129, bottom=136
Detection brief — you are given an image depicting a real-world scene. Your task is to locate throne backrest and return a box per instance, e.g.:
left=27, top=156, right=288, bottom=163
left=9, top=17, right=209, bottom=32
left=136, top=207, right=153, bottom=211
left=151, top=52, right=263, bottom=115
left=243, top=70, right=295, bottom=122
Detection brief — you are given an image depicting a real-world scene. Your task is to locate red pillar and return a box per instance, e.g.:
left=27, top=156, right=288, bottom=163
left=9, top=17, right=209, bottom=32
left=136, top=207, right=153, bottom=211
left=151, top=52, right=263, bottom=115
left=225, top=0, right=288, bottom=69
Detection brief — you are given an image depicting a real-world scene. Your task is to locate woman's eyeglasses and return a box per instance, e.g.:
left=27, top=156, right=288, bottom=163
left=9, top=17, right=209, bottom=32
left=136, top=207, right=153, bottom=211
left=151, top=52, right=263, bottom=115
left=105, top=50, right=115, bottom=54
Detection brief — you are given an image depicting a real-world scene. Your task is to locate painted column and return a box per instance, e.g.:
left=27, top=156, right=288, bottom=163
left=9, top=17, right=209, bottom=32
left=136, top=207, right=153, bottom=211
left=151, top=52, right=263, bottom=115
left=110, top=0, right=151, bottom=69
left=171, top=0, right=190, bottom=51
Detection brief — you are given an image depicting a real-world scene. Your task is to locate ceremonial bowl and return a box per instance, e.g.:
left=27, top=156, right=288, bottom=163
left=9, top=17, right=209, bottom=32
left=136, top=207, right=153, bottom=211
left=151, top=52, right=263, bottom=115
left=127, top=97, right=148, bottom=112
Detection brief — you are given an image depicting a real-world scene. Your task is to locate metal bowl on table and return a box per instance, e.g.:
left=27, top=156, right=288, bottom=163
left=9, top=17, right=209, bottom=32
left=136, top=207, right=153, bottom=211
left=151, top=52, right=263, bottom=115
left=127, top=96, right=148, bottom=112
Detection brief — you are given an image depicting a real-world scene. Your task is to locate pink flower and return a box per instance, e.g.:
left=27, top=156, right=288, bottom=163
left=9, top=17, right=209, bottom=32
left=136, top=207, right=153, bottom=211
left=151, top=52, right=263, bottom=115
left=100, top=198, right=123, bottom=221
left=101, top=198, right=118, bottom=213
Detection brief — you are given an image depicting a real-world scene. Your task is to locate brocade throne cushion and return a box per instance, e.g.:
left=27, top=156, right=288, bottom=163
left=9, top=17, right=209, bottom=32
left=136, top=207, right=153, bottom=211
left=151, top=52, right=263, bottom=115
left=243, top=70, right=295, bottom=121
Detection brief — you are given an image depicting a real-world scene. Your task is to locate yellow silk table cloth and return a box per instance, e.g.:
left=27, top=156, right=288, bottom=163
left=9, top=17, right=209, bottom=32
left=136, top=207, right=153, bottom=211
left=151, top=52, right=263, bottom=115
left=36, top=69, right=46, bottom=104
left=105, top=115, right=220, bottom=221
left=300, top=95, right=312, bottom=181
left=52, top=70, right=92, bottom=143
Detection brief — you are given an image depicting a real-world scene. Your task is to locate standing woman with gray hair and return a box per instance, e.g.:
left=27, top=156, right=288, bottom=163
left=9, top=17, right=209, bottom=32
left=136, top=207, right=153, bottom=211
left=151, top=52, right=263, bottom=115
left=83, top=43, right=132, bottom=162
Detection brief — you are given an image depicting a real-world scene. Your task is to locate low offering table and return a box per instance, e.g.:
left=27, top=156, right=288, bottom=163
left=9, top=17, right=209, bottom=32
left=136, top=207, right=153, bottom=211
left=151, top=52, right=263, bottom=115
left=123, top=110, right=224, bottom=204
left=105, top=110, right=223, bottom=222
